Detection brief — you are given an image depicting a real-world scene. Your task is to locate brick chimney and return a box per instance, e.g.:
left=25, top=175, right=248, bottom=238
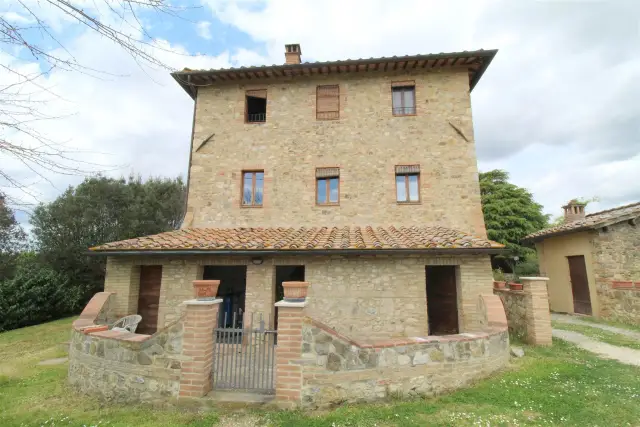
left=285, top=44, right=301, bottom=64
left=562, top=200, right=586, bottom=223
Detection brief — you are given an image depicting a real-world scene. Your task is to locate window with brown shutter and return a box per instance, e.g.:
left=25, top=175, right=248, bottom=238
left=316, top=85, right=339, bottom=120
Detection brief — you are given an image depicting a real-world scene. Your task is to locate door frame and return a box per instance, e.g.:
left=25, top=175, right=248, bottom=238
left=566, top=255, right=593, bottom=315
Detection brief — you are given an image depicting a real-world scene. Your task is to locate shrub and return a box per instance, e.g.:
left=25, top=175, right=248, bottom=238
left=0, top=254, right=79, bottom=332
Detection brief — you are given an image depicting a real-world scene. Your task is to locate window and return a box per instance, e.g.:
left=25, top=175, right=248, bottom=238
left=391, top=82, right=416, bottom=116
left=395, top=165, right=420, bottom=203
left=245, top=89, right=267, bottom=123
left=316, top=167, right=339, bottom=205
left=316, top=85, right=339, bottom=120
left=241, top=171, right=264, bottom=206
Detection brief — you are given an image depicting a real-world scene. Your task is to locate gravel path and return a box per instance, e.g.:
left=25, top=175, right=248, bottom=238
left=552, top=329, right=640, bottom=366
left=552, top=313, right=640, bottom=340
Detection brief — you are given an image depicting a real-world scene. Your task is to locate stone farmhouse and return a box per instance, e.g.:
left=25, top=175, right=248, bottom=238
left=68, top=45, right=554, bottom=407
left=525, top=200, right=640, bottom=324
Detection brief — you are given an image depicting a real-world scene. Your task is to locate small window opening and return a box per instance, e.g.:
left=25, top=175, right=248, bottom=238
left=246, top=90, right=267, bottom=123
left=395, top=165, right=420, bottom=203
left=392, top=85, right=416, bottom=116
left=242, top=170, right=264, bottom=206
left=316, top=167, right=340, bottom=205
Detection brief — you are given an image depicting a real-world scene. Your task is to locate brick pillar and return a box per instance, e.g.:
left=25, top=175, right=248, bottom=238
left=178, top=298, right=221, bottom=398
left=274, top=300, right=306, bottom=408
left=520, top=277, right=552, bottom=346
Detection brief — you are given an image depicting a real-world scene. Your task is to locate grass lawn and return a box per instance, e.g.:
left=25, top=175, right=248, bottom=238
left=552, top=321, right=640, bottom=350
left=0, top=319, right=639, bottom=426
left=577, top=315, right=640, bottom=333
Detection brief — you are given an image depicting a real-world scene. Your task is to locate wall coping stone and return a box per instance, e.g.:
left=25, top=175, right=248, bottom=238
left=275, top=300, right=308, bottom=308
left=519, top=276, right=550, bottom=281
left=307, top=316, right=505, bottom=350
left=181, top=298, right=223, bottom=306
left=494, top=288, right=525, bottom=294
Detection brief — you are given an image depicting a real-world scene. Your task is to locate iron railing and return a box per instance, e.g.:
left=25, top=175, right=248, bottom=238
left=212, top=311, right=276, bottom=394
left=247, top=113, right=266, bottom=123
left=392, top=106, right=416, bottom=115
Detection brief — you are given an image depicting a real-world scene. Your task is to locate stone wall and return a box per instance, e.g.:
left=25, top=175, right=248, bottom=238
left=185, top=68, right=487, bottom=237
left=494, top=288, right=527, bottom=340
left=68, top=292, right=185, bottom=402
left=493, top=278, right=552, bottom=345
left=68, top=323, right=184, bottom=402
left=104, top=253, right=494, bottom=340
left=294, top=294, right=509, bottom=408
left=592, top=221, right=640, bottom=323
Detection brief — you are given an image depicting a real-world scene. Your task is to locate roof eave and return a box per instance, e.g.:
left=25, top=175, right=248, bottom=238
left=171, top=49, right=498, bottom=99
left=89, top=247, right=505, bottom=257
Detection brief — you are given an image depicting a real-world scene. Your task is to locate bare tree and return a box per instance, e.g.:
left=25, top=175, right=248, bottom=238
left=1, top=0, right=192, bottom=206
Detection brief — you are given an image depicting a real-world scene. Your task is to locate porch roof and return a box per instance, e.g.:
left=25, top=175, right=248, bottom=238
left=89, top=226, right=504, bottom=255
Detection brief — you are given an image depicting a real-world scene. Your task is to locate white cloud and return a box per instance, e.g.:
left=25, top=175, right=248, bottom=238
left=196, top=21, right=213, bottom=40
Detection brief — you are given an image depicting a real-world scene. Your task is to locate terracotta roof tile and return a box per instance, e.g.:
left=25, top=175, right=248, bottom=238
left=90, top=226, right=503, bottom=252
left=524, top=201, right=640, bottom=241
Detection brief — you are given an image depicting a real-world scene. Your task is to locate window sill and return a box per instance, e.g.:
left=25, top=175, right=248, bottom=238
left=392, top=114, right=417, bottom=117
left=316, top=203, right=340, bottom=207
left=240, top=205, right=264, bottom=208
left=245, top=121, right=267, bottom=125
left=396, top=201, right=421, bottom=205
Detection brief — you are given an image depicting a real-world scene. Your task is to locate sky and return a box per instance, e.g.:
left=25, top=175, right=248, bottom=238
left=1, top=0, right=639, bottom=228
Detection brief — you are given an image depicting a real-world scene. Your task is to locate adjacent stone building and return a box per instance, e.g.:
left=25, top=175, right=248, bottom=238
left=525, top=200, right=640, bottom=323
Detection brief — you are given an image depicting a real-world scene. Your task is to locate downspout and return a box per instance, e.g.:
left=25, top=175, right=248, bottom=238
left=179, top=75, right=197, bottom=228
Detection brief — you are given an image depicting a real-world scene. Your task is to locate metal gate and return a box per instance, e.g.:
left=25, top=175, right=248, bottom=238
left=212, top=311, right=277, bottom=394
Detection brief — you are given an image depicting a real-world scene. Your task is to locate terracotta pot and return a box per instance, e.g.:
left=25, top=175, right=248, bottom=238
left=192, top=280, right=220, bottom=300
left=509, top=283, right=523, bottom=291
left=282, top=281, right=310, bottom=301
left=493, top=281, right=506, bottom=289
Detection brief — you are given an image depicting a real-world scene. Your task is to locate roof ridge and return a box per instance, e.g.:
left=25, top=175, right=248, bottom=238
left=585, top=201, right=640, bottom=218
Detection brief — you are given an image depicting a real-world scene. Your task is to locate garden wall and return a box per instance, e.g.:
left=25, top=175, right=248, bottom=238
left=68, top=292, right=185, bottom=402
left=493, top=277, right=552, bottom=345
left=275, top=294, right=510, bottom=409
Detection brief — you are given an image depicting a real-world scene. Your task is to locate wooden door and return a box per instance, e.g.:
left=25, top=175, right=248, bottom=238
left=137, top=265, right=162, bottom=334
left=426, top=266, right=459, bottom=335
left=567, top=255, right=592, bottom=315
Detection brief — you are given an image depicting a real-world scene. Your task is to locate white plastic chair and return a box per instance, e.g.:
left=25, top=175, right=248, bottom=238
left=110, top=314, right=142, bottom=333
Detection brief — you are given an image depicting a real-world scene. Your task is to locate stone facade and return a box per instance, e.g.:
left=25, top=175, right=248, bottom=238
left=103, top=253, right=494, bottom=340
left=592, top=221, right=640, bottom=323
left=185, top=68, right=487, bottom=237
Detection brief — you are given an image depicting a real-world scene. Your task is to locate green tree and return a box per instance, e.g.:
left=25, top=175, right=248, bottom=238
left=479, top=170, right=549, bottom=273
left=0, top=195, right=27, bottom=280
left=30, top=175, right=185, bottom=307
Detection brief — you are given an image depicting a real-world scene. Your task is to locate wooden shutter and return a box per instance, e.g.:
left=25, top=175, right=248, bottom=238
left=395, top=165, right=420, bottom=174
left=246, top=89, right=267, bottom=99
left=316, top=85, right=339, bottom=120
left=316, top=167, right=340, bottom=178
left=391, top=80, right=415, bottom=88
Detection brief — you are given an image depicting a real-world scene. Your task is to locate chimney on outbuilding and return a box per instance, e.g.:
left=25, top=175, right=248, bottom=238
left=562, top=199, right=586, bottom=223
left=285, top=44, right=301, bottom=64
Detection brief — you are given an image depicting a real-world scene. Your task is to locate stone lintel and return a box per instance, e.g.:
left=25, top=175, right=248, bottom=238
left=181, top=298, right=223, bottom=306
